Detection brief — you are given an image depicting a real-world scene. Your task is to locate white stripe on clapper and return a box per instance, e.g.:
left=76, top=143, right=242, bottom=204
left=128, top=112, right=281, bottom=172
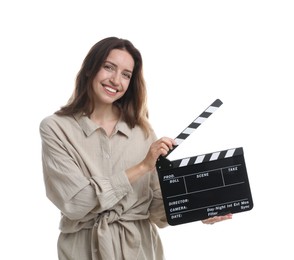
left=225, top=148, right=236, bottom=158
left=183, top=127, right=195, bottom=135
left=179, top=158, right=190, bottom=167
left=174, top=138, right=184, bottom=146
left=210, top=151, right=220, bottom=161
left=194, top=117, right=206, bottom=124
left=206, top=106, right=218, bottom=113
left=194, top=155, right=205, bottom=164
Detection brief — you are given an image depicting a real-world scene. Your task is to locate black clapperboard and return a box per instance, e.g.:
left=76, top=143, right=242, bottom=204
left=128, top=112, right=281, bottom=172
left=156, top=99, right=254, bottom=225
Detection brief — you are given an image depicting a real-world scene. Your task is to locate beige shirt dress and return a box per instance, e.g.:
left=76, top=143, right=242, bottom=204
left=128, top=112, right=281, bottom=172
left=39, top=113, right=168, bottom=260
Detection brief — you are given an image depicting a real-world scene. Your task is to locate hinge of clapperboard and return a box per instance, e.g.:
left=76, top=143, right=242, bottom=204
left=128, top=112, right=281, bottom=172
left=156, top=99, right=223, bottom=171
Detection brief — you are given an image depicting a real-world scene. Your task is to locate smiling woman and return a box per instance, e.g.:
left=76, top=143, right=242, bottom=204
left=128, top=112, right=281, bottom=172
left=54, top=37, right=150, bottom=136
left=39, top=37, right=177, bottom=260
left=91, top=49, right=134, bottom=109
left=39, top=36, right=230, bottom=260
left=90, top=49, right=135, bottom=134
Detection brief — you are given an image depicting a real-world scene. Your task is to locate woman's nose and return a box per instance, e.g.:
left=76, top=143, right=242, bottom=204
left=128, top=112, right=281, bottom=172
left=110, top=72, right=120, bottom=85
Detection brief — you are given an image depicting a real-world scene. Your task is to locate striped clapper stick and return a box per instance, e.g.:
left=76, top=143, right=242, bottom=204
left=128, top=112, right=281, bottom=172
left=164, top=99, right=223, bottom=157
left=156, top=99, right=254, bottom=226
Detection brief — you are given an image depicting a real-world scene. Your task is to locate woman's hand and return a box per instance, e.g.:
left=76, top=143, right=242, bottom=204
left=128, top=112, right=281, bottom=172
left=201, top=213, right=233, bottom=225
left=126, top=137, right=176, bottom=183
left=142, top=137, right=176, bottom=172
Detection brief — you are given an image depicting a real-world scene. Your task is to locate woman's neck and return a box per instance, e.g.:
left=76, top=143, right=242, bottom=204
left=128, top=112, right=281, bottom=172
left=89, top=105, right=120, bottom=136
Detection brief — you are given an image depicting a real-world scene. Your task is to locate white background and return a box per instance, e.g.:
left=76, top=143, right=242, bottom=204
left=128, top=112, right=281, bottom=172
left=1, top=0, right=293, bottom=259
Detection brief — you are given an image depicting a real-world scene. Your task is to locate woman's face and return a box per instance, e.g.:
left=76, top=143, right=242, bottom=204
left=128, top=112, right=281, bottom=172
left=92, top=49, right=134, bottom=106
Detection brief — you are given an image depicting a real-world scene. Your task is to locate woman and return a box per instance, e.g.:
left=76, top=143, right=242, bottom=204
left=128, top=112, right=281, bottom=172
left=40, top=37, right=231, bottom=260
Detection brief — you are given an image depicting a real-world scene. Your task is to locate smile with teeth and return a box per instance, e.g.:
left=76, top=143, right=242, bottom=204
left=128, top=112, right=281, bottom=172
left=104, top=86, right=118, bottom=94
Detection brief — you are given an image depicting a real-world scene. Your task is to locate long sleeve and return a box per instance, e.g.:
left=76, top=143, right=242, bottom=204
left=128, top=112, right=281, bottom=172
left=40, top=116, right=132, bottom=220
left=40, top=114, right=168, bottom=259
left=146, top=131, right=168, bottom=228
left=148, top=169, right=168, bottom=228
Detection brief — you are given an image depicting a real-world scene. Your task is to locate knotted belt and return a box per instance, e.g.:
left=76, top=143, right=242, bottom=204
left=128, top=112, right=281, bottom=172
left=91, top=210, right=149, bottom=260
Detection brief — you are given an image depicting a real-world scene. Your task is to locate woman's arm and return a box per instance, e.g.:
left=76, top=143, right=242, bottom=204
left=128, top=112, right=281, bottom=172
left=40, top=117, right=132, bottom=220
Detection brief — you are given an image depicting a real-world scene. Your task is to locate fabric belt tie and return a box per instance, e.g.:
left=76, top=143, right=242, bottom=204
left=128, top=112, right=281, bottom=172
left=91, top=210, right=148, bottom=260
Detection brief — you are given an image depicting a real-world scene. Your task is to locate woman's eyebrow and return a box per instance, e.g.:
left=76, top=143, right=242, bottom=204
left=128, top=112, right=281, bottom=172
left=105, top=60, right=133, bottom=73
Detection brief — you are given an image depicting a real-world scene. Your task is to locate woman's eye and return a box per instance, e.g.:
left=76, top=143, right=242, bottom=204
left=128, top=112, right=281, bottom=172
left=104, top=64, right=114, bottom=71
left=122, top=72, right=132, bottom=79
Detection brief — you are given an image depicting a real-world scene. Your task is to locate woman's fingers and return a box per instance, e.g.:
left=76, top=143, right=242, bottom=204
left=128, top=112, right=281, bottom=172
left=143, top=137, right=176, bottom=171
left=202, top=214, right=233, bottom=225
left=157, top=137, right=176, bottom=154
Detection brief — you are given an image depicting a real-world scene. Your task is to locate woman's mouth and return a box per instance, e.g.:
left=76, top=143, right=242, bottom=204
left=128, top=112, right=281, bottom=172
left=104, top=85, right=118, bottom=95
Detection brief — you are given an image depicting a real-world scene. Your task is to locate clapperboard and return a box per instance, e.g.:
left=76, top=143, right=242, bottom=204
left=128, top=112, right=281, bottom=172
left=156, top=99, right=253, bottom=225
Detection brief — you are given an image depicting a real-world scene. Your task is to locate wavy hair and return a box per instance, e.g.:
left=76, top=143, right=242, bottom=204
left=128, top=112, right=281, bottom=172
left=56, top=37, right=151, bottom=136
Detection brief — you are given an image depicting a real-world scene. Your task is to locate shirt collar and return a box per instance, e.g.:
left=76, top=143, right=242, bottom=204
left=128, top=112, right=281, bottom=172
left=73, top=113, right=131, bottom=138
left=114, top=118, right=132, bottom=137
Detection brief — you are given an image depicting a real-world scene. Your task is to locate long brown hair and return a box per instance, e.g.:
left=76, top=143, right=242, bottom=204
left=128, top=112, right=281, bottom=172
left=56, top=37, right=151, bottom=136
